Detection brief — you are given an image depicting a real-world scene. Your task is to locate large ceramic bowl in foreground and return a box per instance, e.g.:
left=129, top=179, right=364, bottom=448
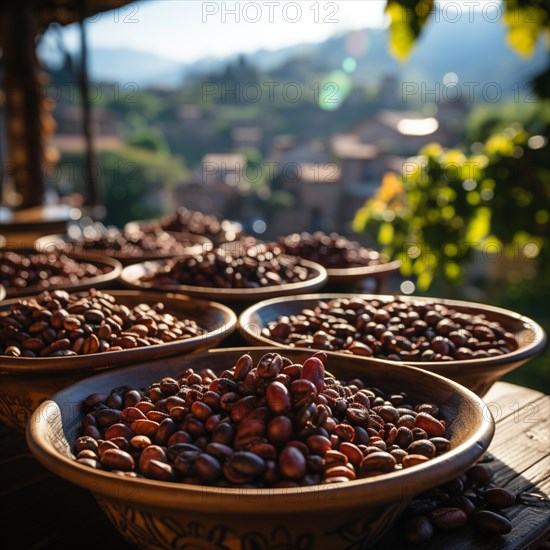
left=0, top=291, right=237, bottom=430
left=238, top=293, right=547, bottom=397
left=27, top=347, right=494, bottom=549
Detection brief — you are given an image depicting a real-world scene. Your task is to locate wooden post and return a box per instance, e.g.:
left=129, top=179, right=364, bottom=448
left=1, top=1, right=45, bottom=209
left=78, top=2, right=100, bottom=208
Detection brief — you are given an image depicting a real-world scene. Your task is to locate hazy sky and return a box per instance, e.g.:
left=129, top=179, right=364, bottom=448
left=42, top=0, right=388, bottom=62
left=41, top=0, right=491, bottom=63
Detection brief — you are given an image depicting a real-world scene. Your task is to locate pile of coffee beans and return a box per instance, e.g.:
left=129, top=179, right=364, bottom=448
left=0, top=289, right=205, bottom=358
left=144, top=207, right=242, bottom=243
left=277, top=231, right=384, bottom=269
left=263, top=297, right=519, bottom=361
left=401, top=458, right=516, bottom=543
left=139, top=241, right=315, bottom=289
left=68, top=226, right=192, bottom=258
left=73, top=351, right=451, bottom=487
left=0, top=251, right=112, bottom=293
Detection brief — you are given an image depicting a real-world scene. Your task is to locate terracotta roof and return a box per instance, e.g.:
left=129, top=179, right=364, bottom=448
left=331, top=135, right=379, bottom=159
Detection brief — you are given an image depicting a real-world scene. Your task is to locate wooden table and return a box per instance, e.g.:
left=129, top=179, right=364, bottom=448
left=1, top=382, right=548, bottom=550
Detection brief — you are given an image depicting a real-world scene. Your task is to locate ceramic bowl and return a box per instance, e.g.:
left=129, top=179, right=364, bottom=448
left=0, top=248, right=123, bottom=298
left=34, top=231, right=211, bottom=265
left=27, top=347, right=494, bottom=549
left=238, top=293, right=547, bottom=396
left=0, top=291, right=237, bottom=430
left=127, top=215, right=244, bottom=246
left=118, top=259, right=328, bottom=303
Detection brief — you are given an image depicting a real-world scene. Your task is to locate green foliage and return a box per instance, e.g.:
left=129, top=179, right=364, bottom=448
left=57, top=146, right=188, bottom=227
left=385, top=0, right=434, bottom=60
left=127, top=128, right=170, bottom=154
left=502, top=0, right=550, bottom=58
left=385, top=0, right=549, bottom=65
left=353, top=123, right=550, bottom=291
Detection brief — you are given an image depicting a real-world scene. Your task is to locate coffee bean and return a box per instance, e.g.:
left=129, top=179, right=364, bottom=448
left=100, top=448, right=135, bottom=471
left=405, top=515, right=434, bottom=544
left=195, top=454, right=222, bottom=482
left=472, top=510, right=513, bottom=534
left=429, top=507, right=468, bottom=530
left=483, top=487, right=516, bottom=509
left=279, top=446, right=306, bottom=480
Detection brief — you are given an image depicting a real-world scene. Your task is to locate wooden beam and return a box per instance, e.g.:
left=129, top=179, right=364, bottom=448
left=1, top=1, right=45, bottom=209
left=78, top=1, right=100, bottom=208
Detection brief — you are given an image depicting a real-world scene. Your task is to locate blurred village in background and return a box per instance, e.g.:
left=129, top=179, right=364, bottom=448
left=0, top=0, right=548, bottom=390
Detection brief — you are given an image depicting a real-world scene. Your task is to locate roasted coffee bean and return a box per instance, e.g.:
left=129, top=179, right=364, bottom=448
left=447, top=495, right=476, bottom=515
left=415, top=412, right=445, bottom=437
left=429, top=507, right=468, bottom=531
left=404, top=515, right=434, bottom=544
left=483, top=487, right=516, bottom=509
left=100, top=448, right=135, bottom=471
left=402, top=454, right=430, bottom=468
left=229, top=451, right=266, bottom=478
left=429, top=437, right=452, bottom=453
left=74, top=436, right=99, bottom=454
left=472, top=510, right=513, bottom=534
left=467, top=464, right=493, bottom=484
left=408, top=439, right=436, bottom=458
left=360, top=451, right=396, bottom=473
left=265, top=381, right=291, bottom=414
left=195, top=454, right=222, bottom=482
left=279, top=446, right=306, bottom=480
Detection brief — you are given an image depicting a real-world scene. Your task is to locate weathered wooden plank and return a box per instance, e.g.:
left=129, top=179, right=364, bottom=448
left=483, top=396, right=549, bottom=486
left=482, top=383, right=545, bottom=425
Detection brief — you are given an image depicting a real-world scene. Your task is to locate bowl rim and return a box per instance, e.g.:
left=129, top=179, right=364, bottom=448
left=118, top=259, right=329, bottom=302
left=34, top=232, right=213, bottom=263
left=325, top=258, right=402, bottom=281
left=0, top=290, right=237, bottom=373
left=238, top=292, right=547, bottom=370
left=0, top=248, right=124, bottom=298
left=26, top=346, right=495, bottom=514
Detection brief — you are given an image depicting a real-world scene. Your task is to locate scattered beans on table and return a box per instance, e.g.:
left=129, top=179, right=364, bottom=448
left=73, top=351, right=452, bottom=488
left=0, top=288, right=205, bottom=358
left=402, top=457, right=517, bottom=543
left=263, top=297, right=519, bottom=361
